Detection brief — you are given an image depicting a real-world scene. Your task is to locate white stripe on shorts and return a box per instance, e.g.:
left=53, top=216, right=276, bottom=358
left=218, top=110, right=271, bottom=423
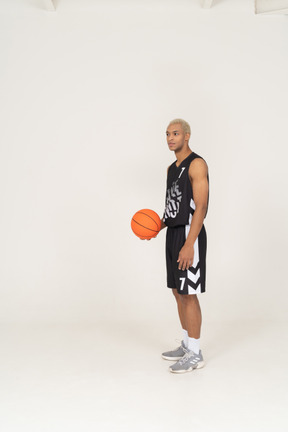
left=185, top=212, right=201, bottom=294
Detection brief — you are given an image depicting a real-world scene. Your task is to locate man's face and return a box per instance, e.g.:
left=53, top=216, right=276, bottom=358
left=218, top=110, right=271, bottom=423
left=166, top=124, right=189, bottom=152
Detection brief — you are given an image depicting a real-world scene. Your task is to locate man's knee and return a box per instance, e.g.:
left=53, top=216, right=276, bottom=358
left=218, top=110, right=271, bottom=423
left=179, top=294, right=198, bottom=305
left=172, top=289, right=199, bottom=305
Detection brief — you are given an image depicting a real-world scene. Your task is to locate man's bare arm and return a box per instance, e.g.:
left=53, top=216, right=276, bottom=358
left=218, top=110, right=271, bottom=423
left=159, top=165, right=170, bottom=232
left=160, top=218, right=167, bottom=231
left=177, top=158, right=208, bottom=270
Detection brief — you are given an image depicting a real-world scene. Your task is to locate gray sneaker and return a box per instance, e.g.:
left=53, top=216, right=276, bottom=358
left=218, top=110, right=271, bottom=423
left=162, top=341, right=186, bottom=361
left=169, top=349, right=205, bottom=373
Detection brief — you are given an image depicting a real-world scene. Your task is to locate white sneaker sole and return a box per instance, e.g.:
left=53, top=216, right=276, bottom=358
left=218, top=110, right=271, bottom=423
left=169, top=361, right=205, bottom=373
left=162, top=354, right=184, bottom=361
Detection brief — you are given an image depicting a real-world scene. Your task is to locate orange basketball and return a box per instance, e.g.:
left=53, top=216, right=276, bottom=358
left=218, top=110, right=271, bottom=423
left=131, top=209, right=161, bottom=240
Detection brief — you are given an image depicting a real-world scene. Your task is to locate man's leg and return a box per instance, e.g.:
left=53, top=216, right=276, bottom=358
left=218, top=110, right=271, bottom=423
left=168, top=291, right=204, bottom=373
left=173, top=289, right=202, bottom=338
left=178, top=294, right=202, bottom=339
left=172, top=288, right=186, bottom=330
left=161, top=289, right=188, bottom=360
left=162, top=290, right=202, bottom=362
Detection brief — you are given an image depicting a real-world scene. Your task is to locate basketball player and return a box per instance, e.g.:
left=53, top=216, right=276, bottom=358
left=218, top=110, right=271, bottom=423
left=160, top=118, right=209, bottom=373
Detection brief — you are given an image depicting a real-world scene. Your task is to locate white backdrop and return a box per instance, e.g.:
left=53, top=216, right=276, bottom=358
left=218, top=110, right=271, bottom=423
left=0, top=0, right=287, bottom=324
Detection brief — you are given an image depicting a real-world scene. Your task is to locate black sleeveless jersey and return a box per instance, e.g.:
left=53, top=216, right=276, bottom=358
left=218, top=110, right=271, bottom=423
left=163, top=152, right=209, bottom=227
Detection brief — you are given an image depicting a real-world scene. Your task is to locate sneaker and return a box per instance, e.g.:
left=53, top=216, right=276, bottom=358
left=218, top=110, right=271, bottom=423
left=169, top=349, right=205, bottom=373
left=162, top=341, right=186, bottom=361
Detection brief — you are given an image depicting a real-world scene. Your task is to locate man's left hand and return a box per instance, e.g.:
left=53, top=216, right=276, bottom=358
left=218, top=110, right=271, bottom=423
left=177, top=244, right=195, bottom=271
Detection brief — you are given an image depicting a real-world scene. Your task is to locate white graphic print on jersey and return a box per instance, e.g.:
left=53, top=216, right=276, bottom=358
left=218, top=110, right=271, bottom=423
left=163, top=180, right=183, bottom=219
left=178, top=167, right=185, bottom=179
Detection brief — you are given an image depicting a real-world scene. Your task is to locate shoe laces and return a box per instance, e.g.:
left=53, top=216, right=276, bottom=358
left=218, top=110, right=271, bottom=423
left=178, top=347, right=190, bottom=365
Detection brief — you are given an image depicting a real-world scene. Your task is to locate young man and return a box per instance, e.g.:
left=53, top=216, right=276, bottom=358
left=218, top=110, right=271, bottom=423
left=160, top=118, right=209, bottom=374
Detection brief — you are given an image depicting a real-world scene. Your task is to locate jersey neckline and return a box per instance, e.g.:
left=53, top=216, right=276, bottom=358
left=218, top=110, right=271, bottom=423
left=175, top=151, right=194, bottom=168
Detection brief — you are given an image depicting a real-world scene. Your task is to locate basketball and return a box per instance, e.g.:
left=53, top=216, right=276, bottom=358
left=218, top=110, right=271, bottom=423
left=131, top=209, right=161, bottom=240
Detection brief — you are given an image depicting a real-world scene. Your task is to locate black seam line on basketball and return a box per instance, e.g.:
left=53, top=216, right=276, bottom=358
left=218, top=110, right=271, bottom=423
left=132, top=219, right=159, bottom=233
left=137, top=212, right=160, bottom=230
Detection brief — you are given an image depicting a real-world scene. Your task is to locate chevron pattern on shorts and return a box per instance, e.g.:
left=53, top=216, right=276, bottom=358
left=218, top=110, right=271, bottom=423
left=187, top=266, right=201, bottom=292
left=188, top=282, right=201, bottom=294
left=187, top=268, right=200, bottom=284
left=188, top=261, right=200, bottom=274
left=185, top=213, right=202, bottom=295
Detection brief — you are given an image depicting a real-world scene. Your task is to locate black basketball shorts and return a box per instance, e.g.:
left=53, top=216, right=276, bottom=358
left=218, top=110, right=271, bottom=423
left=166, top=224, right=207, bottom=295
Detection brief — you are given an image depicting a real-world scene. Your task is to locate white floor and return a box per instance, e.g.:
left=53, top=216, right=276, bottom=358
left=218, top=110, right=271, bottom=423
left=0, top=321, right=287, bottom=432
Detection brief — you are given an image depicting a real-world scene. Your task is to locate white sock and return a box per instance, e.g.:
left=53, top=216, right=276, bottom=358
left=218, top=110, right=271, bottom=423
left=188, top=337, right=200, bottom=354
left=182, top=329, right=189, bottom=348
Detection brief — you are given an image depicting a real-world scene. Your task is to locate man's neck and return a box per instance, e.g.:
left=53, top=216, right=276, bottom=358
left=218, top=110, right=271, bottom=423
left=175, top=147, right=192, bottom=166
